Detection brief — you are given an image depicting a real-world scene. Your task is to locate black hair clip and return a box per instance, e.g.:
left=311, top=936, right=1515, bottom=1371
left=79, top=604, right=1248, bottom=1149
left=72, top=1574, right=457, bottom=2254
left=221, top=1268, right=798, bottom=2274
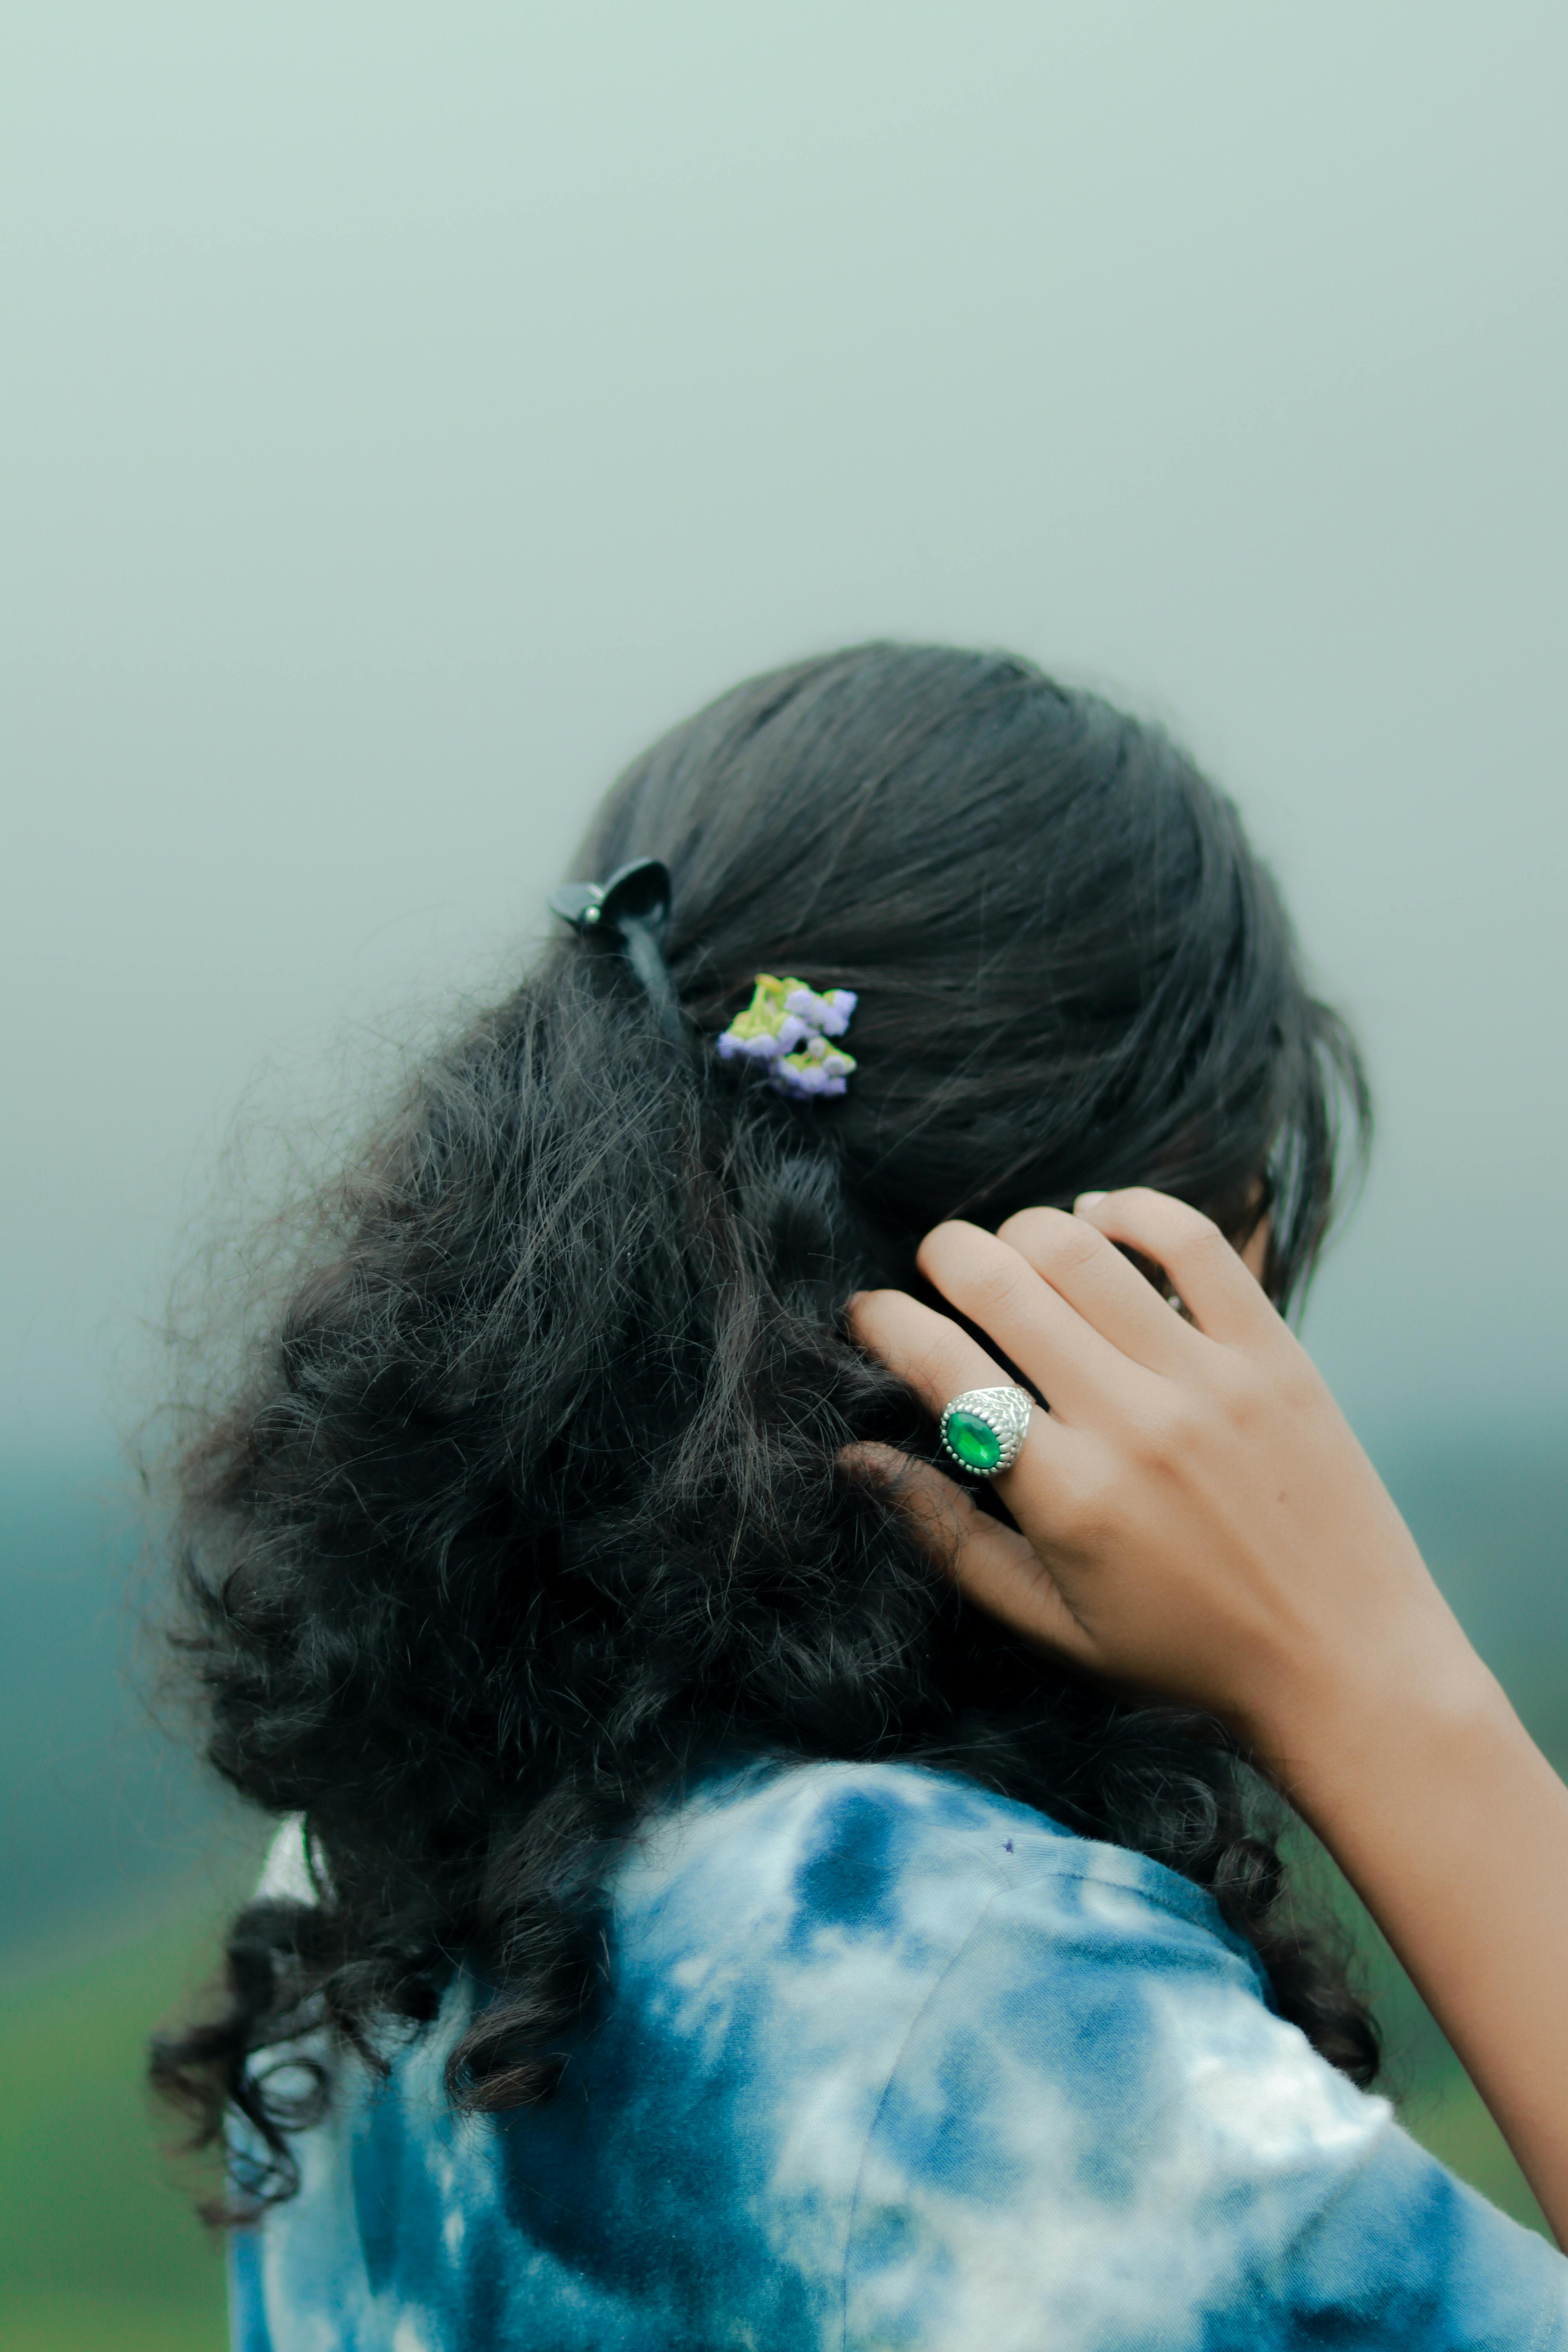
left=548, top=857, right=683, bottom=1045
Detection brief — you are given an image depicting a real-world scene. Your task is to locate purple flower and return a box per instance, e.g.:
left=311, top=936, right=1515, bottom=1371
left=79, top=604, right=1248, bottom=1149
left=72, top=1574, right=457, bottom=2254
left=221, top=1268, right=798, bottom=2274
left=783, top=985, right=857, bottom=1040
left=720, top=976, right=858, bottom=1097
left=770, top=1047, right=853, bottom=1099
left=718, top=1028, right=785, bottom=1063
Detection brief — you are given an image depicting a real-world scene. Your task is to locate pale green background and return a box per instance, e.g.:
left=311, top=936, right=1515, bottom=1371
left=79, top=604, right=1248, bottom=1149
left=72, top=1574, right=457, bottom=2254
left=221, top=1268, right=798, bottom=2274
left=0, top=7, right=1564, bottom=2345
left=2, top=0, right=1565, bottom=1457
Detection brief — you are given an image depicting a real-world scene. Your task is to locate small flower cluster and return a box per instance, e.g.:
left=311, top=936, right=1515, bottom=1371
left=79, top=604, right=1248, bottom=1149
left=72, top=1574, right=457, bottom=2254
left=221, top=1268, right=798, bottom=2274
left=717, top=974, right=859, bottom=1098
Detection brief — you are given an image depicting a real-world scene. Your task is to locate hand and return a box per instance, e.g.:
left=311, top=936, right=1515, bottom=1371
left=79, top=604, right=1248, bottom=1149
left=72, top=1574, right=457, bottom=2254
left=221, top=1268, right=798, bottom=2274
left=848, top=1188, right=1480, bottom=1777
left=855, top=1188, right=1568, bottom=2241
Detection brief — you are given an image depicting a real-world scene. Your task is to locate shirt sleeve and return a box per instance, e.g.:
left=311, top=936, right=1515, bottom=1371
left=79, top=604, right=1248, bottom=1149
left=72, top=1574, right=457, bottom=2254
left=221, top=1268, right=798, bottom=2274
left=842, top=1855, right=1568, bottom=2352
left=227, top=2224, right=274, bottom=2352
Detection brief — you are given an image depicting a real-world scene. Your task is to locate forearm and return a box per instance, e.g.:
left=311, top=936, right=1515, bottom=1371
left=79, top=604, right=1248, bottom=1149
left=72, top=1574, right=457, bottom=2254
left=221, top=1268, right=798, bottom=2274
left=1276, top=1641, right=1568, bottom=2245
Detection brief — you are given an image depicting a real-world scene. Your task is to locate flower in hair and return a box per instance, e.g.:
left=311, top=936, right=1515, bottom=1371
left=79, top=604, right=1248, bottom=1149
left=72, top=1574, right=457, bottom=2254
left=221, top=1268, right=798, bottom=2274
left=717, top=974, right=858, bottom=1098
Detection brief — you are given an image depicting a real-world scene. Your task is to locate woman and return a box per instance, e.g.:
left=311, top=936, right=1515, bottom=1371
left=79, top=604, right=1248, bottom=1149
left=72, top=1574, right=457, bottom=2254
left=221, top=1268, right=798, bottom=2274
left=157, top=644, right=1568, bottom=2347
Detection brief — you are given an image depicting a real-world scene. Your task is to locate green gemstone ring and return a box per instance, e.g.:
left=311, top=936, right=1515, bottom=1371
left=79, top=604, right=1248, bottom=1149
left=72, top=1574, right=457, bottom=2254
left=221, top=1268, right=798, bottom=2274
left=938, top=1385, right=1034, bottom=1478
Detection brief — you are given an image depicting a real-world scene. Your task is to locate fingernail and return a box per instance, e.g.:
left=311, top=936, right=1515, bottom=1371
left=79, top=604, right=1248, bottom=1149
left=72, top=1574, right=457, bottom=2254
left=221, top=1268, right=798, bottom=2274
left=1073, top=1191, right=1107, bottom=1213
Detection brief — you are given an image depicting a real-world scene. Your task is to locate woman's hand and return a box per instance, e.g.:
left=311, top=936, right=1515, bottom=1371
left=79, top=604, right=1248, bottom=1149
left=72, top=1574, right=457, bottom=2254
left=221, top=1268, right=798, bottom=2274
left=848, top=1187, right=1478, bottom=1777
left=852, top=1187, right=1568, bottom=2243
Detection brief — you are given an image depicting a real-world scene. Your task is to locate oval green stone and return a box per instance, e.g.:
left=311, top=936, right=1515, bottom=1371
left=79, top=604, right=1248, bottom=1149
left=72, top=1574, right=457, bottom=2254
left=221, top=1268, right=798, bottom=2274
left=944, top=1410, right=1002, bottom=1472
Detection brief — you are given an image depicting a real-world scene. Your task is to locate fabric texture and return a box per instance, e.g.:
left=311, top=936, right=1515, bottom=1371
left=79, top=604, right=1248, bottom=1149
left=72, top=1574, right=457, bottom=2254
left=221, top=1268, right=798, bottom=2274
left=231, top=1757, right=1568, bottom=2350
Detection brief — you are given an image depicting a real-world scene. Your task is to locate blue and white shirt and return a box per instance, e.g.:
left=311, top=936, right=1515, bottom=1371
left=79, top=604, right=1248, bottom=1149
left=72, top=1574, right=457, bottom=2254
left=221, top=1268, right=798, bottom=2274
left=231, top=1757, right=1568, bottom=2350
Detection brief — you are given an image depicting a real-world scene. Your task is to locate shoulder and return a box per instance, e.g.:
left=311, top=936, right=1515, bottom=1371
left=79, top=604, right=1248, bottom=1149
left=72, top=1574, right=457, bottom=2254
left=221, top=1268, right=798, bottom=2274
left=238, top=1763, right=1568, bottom=2350
left=617, top=1753, right=1269, bottom=2004
left=739, top=1766, right=1568, bottom=2351
left=601, top=1752, right=1288, bottom=2238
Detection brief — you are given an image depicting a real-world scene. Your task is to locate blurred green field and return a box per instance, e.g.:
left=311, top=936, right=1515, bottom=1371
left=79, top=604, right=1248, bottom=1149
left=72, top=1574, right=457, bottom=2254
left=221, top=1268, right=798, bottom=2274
left=0, top=1901, right=234, bottom=2352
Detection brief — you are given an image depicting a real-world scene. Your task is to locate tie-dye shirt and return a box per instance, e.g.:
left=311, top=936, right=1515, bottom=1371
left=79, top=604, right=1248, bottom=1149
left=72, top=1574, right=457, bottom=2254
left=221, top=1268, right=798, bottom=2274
left=231, top=1756, right=1568, bottom=2351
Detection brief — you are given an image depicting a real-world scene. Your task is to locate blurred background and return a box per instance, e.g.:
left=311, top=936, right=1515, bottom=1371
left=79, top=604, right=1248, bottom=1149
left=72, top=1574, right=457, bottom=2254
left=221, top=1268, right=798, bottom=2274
left=2, top=5, right=1564, bottom=2344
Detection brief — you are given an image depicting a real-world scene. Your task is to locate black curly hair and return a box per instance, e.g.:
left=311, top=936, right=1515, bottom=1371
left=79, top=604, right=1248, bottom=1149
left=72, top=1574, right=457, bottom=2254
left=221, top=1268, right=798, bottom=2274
left=151, top=642, right=1377, bottom=2207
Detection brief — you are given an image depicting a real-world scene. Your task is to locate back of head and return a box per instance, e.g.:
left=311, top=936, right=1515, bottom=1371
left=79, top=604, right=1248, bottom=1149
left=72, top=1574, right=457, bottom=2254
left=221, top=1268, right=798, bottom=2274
left=588, top=641, right=1345, bottom=1276
left=155, top=643, right=1374, bottom=2200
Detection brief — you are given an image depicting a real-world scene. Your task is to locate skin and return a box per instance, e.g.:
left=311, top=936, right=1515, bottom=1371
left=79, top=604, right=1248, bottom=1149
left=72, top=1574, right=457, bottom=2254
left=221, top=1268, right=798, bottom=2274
left=849, top=1188, right=1568, bottom=2246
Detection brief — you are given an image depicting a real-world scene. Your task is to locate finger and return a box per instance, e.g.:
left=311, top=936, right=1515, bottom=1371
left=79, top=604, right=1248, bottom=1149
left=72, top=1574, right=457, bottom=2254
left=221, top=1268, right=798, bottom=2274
left=840, top=1444, right=1094, bottom=1664
left=914, top=1221, right=1164, bottom=1424
left=848, top=1282, right=1020, bottom=1412
left=846, top=1287, right=1066, bottom=1514
left=996, top=1203, right=1204, bottom=1374
left=1072, top=1188, right=1282, bottom=1345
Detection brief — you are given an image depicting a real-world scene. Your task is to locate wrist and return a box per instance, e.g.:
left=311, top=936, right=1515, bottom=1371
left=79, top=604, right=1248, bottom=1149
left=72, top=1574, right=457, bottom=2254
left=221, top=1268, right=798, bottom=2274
left=1259, top=1612, right=1517, bottom=1837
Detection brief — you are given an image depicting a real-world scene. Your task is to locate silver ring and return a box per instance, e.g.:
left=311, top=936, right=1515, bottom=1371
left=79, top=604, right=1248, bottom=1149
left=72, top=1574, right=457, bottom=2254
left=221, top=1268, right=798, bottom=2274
left=938, top=1385, right=1034, bottom=1477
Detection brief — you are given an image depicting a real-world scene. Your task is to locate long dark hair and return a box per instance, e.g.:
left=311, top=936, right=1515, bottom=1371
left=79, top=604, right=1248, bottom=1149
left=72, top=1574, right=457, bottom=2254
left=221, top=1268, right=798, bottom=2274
left=152, top=643, right=1376, bottom=2207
